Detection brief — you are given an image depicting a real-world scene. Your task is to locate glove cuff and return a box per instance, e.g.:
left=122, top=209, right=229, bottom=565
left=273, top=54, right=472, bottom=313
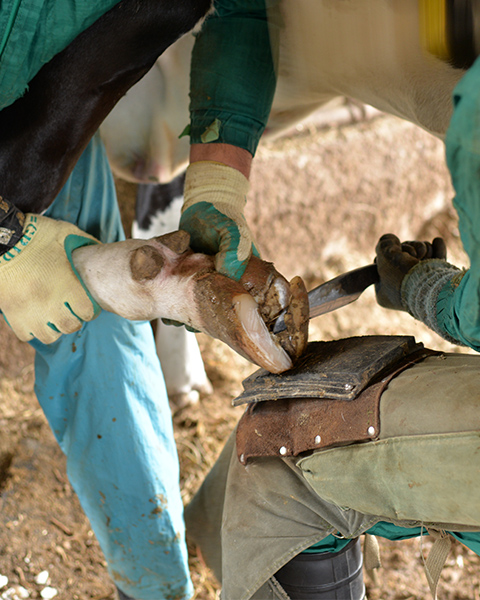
left=64, top=234, right=102, bottom=317
left=183, top=161, right=250, bottom=212
left=0, top=213, right=40, bottom=265
left=401, top=259, right=465, bottom=345
left=0, top=197, right=26, bottom=254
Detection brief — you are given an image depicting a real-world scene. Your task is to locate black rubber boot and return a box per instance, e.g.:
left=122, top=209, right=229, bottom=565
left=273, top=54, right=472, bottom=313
left=274, top=538, right=365, bottom=599
left=116, top=587, right=136, bottom=600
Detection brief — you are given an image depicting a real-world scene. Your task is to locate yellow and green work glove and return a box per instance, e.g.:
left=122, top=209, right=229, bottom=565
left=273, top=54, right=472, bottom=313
left=180, top=161, right=259, bottom=281
left=0, top=214, right=101, bottom=344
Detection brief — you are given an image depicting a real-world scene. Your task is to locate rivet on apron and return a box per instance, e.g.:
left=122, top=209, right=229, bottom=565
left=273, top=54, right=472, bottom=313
left=367, top=426, right=376, bottom=436
left=279, top=446, right=287, bottom=455
left=314, top=435, right=321, bottom=445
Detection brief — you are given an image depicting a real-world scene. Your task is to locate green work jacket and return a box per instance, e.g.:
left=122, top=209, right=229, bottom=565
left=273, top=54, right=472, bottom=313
left=441, top=57, right=480, bottom=353
left=0, top=0, right=121, bottom=110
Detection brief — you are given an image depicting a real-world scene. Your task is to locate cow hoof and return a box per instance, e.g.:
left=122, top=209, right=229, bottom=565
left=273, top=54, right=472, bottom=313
left=168, top=376, right=213, bottom=412
left=169, top=390, right=200, bottom=412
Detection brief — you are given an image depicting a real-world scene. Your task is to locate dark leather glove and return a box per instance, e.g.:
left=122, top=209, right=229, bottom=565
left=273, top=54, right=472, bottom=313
left=375, top=233, right=447, bottom=310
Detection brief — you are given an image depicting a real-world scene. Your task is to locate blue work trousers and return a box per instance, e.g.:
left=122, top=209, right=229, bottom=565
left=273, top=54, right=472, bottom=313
left=27, top=135, right=192, bottom=600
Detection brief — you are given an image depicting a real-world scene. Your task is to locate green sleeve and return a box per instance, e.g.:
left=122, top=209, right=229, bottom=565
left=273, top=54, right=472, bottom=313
left=439, top=60, right=480, bottom=351
left=189, top=0, right=277, bottom=156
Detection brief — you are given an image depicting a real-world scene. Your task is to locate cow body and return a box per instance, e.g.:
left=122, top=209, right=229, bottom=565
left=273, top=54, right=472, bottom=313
left=100, top=0, right=466, bottom=405
left=101, top=0, right=464, bottom=185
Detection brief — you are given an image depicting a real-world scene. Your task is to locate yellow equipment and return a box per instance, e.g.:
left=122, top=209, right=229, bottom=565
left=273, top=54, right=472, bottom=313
left=420, top=0, right=480, bottom=68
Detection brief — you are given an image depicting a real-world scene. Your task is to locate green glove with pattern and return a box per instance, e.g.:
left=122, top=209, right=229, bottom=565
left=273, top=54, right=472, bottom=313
left=0, top=213, right=101, bottom=343
left=180, top=161, right=259, bottom=281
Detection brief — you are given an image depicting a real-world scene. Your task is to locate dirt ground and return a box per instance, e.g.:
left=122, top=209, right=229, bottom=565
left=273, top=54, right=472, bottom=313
left=0, top=108, right=479, bottom=600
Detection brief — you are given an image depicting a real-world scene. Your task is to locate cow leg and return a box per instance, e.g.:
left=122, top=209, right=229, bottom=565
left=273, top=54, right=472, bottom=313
left=135, top=174, right=212, bottom=409
left=0, top=0, right=211, bottom=213
left=155, top=319, right=213, bottom=409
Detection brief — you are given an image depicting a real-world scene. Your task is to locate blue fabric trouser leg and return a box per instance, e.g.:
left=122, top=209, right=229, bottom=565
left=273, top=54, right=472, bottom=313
left=27, top=135, right=193, bottom=600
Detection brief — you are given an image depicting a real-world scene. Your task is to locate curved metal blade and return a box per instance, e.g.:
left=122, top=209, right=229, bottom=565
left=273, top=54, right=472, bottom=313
left=273, top=263, right=379, bottom=334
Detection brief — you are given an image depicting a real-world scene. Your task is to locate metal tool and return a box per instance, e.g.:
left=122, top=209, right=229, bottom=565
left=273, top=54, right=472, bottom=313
left=273, top=263, right=379, bottom=334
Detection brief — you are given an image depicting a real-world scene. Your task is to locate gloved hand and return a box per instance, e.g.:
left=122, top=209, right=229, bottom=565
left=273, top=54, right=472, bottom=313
left=375, top=233, right=447, bottom=310
left=180, top=161, right=259, bottom=281
left=0, top=214, right=101, bottom=343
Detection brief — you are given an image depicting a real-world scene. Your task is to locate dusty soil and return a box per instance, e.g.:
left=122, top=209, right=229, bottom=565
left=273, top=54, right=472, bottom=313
left=0, top=109, right=479, bottom=600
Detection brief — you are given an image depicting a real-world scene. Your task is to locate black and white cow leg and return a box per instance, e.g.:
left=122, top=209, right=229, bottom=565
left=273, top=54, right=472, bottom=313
left=134, top=174, right=213, bottom=410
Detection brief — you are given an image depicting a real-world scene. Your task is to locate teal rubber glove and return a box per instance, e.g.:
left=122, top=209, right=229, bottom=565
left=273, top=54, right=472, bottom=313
left=0, top=214, right=101, bottom=343
left=180, top=161, right=259, bottom=281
